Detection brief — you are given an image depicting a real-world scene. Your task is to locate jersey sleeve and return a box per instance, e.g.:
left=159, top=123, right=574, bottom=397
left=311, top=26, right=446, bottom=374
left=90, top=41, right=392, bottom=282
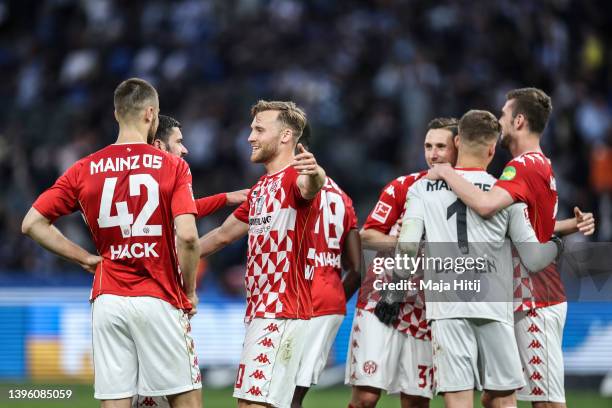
left=171, top=159, right=197, bottom=217
left=195, top=193, right=227, bottom=218
left=343, top=195, right=358, bottom=230
left=506, top=203, right=539, bottom=244
left=403, top=186, right=425, bottom=222
left=363, top=179, right=405, bottom=233
left=32, top=163, right=80, bottom=222
left=233, top=197, right=250, bottom=223
left=494, top=160, right=529, bottom=203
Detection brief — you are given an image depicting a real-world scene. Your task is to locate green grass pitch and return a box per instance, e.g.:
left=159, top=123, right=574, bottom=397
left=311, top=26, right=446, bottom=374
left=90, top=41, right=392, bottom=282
left=0, top=383, right=610, bottom=407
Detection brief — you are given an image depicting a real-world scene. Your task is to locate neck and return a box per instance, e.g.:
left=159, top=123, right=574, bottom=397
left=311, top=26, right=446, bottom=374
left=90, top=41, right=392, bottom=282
left=264, top=149, right=294, bottom=174
left=509, top=132, right=542, bottom=158
left=455, top=152, right=488, bottom=170
left=116, top=124, right=148, bottom=144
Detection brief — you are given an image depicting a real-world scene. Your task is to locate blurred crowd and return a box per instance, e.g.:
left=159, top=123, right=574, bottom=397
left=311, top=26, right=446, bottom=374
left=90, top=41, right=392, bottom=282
left=0, top=0, right=611, bottom=284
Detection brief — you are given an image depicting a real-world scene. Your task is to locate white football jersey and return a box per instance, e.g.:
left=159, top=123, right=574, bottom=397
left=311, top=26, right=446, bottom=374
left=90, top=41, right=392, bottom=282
left=403, top=169, right=540, bottom=324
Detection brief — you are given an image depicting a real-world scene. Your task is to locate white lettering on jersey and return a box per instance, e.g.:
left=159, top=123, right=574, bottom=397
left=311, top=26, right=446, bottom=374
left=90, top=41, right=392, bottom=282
left=110, top=242, right=159, bottom=260
left=90, top=155, right=163, bottom=175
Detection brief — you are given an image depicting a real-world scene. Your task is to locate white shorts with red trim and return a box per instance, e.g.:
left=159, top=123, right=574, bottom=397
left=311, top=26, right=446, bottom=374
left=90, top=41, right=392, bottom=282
left=345, top=308, right=433, bottom=398
left=296, top=314, right=344, bottom=387
left=515, top=302, right=567, bottom=403
left=233, top=317, right=310, bottom=407
left=92, top=295, right=201, bottom=400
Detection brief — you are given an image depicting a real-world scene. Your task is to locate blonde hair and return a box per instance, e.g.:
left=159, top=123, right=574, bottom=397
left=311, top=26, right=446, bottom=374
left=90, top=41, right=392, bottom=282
left=251, top=100, right=307, bottom=139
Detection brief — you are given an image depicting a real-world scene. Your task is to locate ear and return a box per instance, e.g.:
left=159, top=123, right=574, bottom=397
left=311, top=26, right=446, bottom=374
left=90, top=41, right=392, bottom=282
left=280, top=128, right=293, bottom=144
left=144, top=106, right=154, bottom=123
left=514, top=113, right=525, bottom=130
left=489, top=141, right=497, bottom=158
left=153, top=139, right=163, bottom=150
left=454, top=135, right=460, bottom=148
left=114, top=110, right=119, bottom=122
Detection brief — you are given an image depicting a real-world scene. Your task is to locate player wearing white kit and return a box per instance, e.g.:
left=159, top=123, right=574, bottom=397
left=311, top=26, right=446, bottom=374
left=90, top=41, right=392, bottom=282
left=399, top=110, right=561, bottom=408
left=22, top=78, right=202, bottom=408
left=198, top=100, right=326, bottom=408
left=346, top=118, right=458, bottom=408
left=427, top=89, right=595, bottom=408
left=292, top=175, right=362, bottom=408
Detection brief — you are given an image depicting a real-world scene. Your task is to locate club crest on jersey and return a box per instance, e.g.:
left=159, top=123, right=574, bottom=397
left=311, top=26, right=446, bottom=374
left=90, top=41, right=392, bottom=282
left=371, top=201, right=392, bottom=223
left=500, top=166, right=517, bottom=181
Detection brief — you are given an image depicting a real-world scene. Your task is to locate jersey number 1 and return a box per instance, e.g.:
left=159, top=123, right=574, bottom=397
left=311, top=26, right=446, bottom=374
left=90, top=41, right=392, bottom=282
left=97, top=174, right=161, bottom=237
left=447, top=199, right=469, bottom=254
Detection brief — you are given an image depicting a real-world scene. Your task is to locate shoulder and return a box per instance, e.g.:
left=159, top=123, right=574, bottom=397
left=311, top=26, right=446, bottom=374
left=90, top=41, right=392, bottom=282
left=502, top=152, right=551, bottom=180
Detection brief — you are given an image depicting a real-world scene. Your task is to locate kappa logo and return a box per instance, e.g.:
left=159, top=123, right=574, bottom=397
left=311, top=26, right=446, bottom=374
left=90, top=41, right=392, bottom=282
left=530, top=371, right=543, bottom=381
left=258, top=337, right=275, bottom=348
left=352, top=340, right=359, bottom=349
left=363, top=360, right=378, bottom=376
left=249, top=370, right=267, bottom=380
left=253, top=353, right=271, bottom=364
left=527, top=323, right=541, bottom=333
left=353, top=324, right=361, bottom=333
left=527, top=309, right=538, bottom=318
left=529, top=356, right=543, bottom=365
left=247, top=386, right=263, bottom=396
left=530, top=387, right=544, bottom=396
left=264, top=323, right=280, bottom=332
left=371, top=201, right=392, bottom=224
left=140, top=397, right=158, bottom=407
left=528, top=340, right=543, bottom=349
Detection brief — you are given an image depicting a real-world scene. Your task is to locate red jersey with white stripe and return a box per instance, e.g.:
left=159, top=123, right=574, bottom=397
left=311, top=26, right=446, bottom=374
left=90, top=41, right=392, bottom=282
left=32, top=143, right=197, bottom=311
left=495, top=151, right=565, bottom=310
left=358, top=171, right=430, bottom=340
left=311, top=177, right=358, bottom=316
left=234, top=166, right=320, bottom=322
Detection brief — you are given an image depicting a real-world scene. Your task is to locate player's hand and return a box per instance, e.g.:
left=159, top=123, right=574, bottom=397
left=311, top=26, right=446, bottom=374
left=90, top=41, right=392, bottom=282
left=79, top=254, right=102, bottom=274
left=574, top=206, right=595, bottom=236
left=187, top=292, right=199, bottom=319
left=374, top=300, right=400, bottom=325
left=226, top=189, right=249, bottom=206
left=426, top=163, right=452, bottom=180
left=292, top=144, right=319, bottom=175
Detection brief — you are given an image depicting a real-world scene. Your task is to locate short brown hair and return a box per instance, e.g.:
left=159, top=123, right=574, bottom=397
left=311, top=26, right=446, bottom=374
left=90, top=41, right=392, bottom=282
left=506, top=87, right=552, bottom=134
left=428, top=117, right=459, bottom=137
left=459, top=110, right=501, bottom=147
left=114, top=78, right=158, bottom=119
left=251, top=100, right=307, bottom=139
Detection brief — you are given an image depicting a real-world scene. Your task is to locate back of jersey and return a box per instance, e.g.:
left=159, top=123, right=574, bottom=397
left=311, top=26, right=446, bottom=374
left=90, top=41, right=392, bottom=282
left=33, top=143, right=197, bottom=310
left=404, top=169, right=513, bottom=323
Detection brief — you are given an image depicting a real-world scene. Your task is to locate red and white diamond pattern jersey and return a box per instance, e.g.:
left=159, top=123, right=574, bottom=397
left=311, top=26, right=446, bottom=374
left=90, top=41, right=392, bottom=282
left=234, top=166, right=320, bottom=322
left=358, top=171, right=431, bottom=340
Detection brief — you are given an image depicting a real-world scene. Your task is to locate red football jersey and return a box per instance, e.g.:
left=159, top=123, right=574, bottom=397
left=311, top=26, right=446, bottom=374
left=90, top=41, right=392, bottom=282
left=233, top=166, right=320, bottom=322
left=358, top=171, right=431, bottom=340
left=33, top=143, right=197, bottom=311
left=495, top=151, right=565, bottom=309
left=311, top=177, right=358, bottom=316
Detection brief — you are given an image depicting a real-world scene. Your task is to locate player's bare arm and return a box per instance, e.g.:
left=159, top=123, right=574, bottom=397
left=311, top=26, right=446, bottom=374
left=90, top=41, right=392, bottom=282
left=21, top=207, right=102, bottom=274
left=199, top=214, right=249, bottom=258
left=175, top=213, right=200, bottom=315
left=226, top=189, right=250, bottom=206
left=341, top=228, right=362, bottom=300
left=294, top=143, right=326, bottom=199
left=427, top=163, right=514, bottom=218
left=359, top=227, right=398, bottom=251
left=554, top=206, right=596, bottom=237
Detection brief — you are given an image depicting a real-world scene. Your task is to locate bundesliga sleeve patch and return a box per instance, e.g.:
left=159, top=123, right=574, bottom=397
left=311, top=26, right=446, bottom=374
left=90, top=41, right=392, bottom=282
left=371, top=201, right=392, bottom=223
left=500, top=166, right=517, bottom=181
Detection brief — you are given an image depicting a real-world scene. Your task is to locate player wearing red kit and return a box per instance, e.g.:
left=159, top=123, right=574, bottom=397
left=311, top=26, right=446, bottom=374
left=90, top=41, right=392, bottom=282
left=198, top=100, right=326, bottom=408
left=346, top=118, right=458, bottom=408
left=428, top=88, right=596, bottom=408
left=291, top=175, right=362, bottom=408
left=22, top=78, right=202, bottom=408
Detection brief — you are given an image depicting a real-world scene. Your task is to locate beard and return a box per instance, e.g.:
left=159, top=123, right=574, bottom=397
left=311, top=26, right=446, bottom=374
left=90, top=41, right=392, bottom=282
left=500, top=131, right=512, bottom=150
left=250, top=143, right=278, bottom=164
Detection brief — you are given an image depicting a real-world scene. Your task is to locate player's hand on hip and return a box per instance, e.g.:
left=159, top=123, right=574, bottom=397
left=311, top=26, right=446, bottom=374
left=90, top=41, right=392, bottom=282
left=226, top=189, right=249, bottom=206
left=574, top=206, right=595, bottom=236
left=187, top=292, right=199, bottom=319
left=426, top=163, right=451, bottom=180
left=292, top=143, right=318, bottom=175
left=80, top=254, right=102, bottom=274
left=374, top=300, right=400, bottom=325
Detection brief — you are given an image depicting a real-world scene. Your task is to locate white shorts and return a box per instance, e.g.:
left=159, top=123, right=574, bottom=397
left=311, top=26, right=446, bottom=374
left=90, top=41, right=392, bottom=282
left=431, top=318, right=524, bottom=393
left=515, top=302, right=567, bottom=403
left=92, top=294, right=201, bottom=400
left=233, top=318, right=310, bottom=408
left=296, top=314, right=344, bottom=387
left=345, top=308, right=433, bottom=399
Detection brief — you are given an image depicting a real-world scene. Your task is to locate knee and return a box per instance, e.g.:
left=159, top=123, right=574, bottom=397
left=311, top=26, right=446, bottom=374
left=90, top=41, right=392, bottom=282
left=481, top=392, right=492, bottom=408
left=351, top=388, right=381, bottom=408
left=401, top=394, right=430, bottom=408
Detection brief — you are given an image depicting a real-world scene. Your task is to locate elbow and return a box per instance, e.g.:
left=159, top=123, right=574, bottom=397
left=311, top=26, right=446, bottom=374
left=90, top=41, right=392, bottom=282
left=478, top=204, right=497, bottom=219
left=177, top=231, right=199, bottom=249
left=21, top=218, right=32, bottom=236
